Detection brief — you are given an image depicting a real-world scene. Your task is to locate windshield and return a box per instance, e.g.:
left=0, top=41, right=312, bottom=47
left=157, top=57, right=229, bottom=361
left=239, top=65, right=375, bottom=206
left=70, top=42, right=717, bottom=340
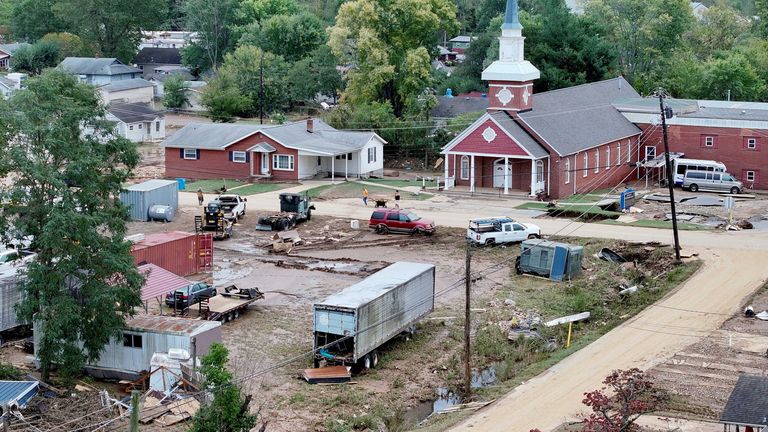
left=722, top=174, right=735, bottom=181
left=407, top=212, right=421, bottom=221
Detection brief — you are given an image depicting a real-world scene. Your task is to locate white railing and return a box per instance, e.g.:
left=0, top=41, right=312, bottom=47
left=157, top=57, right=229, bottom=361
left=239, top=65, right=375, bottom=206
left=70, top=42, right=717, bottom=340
left=533, top=181, right=545, bottom=194
left=445, top=176, right=455, bottom=189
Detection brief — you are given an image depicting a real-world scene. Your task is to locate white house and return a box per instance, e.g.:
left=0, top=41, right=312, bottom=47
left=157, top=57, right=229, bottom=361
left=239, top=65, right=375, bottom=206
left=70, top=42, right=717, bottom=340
left=99, top=78, right=155, bottom=104
left=59, top=57, right=142, bottom=85
left=140, top=31, right=198, bottom=50
left=108, top=102, right=166, bottom=143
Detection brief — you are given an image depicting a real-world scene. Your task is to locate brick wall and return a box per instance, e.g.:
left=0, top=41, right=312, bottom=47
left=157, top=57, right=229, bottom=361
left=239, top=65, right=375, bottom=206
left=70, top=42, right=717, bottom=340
left=637, top=123, right=768, bottom=190
left=450, top=119, right=530, bottom=156
left=165, top=132, right=299, bottom=181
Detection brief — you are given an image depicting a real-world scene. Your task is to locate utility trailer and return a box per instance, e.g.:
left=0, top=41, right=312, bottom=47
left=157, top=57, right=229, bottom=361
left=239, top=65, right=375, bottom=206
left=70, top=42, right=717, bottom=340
left=200, top=285, right=264, bottom=322
left=0, top=276, right=25, bottom=345
left=256, top=192, right=315, bottom=231
left=312, top=262, right=435, bottom=370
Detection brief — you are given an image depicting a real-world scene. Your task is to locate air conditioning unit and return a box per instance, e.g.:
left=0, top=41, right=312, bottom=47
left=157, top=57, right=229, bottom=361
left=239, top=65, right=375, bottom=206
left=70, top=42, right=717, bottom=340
left=168, top=348, right=190, bottom=360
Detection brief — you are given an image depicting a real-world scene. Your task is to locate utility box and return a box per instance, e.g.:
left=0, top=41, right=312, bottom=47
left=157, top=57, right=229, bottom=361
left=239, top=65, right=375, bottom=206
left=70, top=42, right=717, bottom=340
left=120, top=180, right=179, bottom=221
left=517, top=239, right=584, bottom=281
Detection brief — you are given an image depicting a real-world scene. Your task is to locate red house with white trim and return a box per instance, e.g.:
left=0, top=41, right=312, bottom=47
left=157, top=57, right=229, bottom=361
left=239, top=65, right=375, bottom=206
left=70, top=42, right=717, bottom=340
left=441, top=0, right=643, bottom=199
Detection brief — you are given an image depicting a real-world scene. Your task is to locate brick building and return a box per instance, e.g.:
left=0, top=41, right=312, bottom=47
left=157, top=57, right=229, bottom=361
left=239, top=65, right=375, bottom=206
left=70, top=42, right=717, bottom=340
left=441, top=0, right=642, bottom=199
left=163, top=119, right=385, bottom=181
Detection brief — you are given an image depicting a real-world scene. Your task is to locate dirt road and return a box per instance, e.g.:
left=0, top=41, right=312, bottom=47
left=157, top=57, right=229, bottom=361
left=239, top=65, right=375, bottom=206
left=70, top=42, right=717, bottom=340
left=450, top=248, right=768, bottom=431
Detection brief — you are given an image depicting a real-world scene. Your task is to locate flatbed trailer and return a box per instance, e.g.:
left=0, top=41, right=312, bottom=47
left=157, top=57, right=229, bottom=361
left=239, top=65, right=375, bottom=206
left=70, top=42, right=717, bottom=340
left=200, top=286, right=264, bottom=322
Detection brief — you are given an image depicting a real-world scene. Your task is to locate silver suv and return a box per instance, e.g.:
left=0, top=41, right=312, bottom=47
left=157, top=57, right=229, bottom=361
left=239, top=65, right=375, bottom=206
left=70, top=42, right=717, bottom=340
left=683, top=170, right=743, bottom=194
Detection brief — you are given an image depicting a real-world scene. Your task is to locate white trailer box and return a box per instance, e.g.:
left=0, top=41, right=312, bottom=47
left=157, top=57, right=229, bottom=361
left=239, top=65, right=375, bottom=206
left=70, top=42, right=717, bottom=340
left=313, top=262, right=435, bottom=368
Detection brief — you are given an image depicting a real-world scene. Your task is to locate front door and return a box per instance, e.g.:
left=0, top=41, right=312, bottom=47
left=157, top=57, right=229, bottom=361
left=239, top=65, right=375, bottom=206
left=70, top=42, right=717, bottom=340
left=493, top=159, right=512, bottom=188
left=261, top=153, right=270, bottom=175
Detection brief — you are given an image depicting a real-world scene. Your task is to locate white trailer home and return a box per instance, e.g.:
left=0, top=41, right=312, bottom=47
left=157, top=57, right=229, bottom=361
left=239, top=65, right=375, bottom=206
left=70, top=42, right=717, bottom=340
left=0, top=276, right=24, bottom=344
left=34, top=315, right=221, bottom=380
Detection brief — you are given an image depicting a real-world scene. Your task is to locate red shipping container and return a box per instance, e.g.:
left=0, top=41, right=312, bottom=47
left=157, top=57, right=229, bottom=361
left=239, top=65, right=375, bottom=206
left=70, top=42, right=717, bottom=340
left=130, top=231, right=213, bottom=277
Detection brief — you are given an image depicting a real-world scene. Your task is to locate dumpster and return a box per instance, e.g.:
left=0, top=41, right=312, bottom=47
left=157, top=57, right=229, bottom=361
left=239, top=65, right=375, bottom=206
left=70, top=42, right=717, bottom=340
left=517, top=239, right=583, bottom=280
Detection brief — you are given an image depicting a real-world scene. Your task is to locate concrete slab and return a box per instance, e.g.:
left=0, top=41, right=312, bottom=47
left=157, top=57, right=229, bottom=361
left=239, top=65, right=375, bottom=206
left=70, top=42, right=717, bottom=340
left=680, top=196, right=722, bottom=206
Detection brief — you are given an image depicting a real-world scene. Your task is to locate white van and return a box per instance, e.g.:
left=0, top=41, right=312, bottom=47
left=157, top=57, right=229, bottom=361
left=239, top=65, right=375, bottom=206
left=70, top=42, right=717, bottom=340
left=682, top=170, right=743, bottom=194
left=673, top=158, right=726, bottom=185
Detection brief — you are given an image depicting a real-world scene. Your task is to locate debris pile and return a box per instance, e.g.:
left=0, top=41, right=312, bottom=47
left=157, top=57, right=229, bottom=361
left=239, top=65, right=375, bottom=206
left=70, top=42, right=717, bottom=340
left=139, top=390, right=201, bottom=427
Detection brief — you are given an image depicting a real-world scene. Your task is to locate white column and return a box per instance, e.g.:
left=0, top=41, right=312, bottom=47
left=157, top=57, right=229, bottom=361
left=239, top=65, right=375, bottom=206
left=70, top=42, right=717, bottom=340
left=345, top=156, right=348, bottom=180
left=530, top=159, right=537, bottom=197
left=504, top=157, right=509, bottom=195
left=470, top=155, right=476, bottom=192
left=331, top=157, right=335, bottom=184
left=443, top=154, right=449, bottom=189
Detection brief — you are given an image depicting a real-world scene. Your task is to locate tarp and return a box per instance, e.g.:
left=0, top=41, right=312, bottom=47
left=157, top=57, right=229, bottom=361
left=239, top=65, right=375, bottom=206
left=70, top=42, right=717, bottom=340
left=138, top=263, right=190, bottom=301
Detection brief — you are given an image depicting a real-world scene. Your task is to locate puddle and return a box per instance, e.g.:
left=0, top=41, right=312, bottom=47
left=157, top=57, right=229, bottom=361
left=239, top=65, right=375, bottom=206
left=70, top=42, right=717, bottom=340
left=404, top=368, right=497, bottom=426
left=750, top=216, right=768, bottom=231
left=471, top=366, right=497, bottom=388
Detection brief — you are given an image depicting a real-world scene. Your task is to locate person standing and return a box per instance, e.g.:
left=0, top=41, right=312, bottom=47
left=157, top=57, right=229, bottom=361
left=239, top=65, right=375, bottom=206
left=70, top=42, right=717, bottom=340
left=394, top=189, right=401, bottom=208
left=362, top=188, right=369, bottom=206
left=197, top=189, right=204, bottom=206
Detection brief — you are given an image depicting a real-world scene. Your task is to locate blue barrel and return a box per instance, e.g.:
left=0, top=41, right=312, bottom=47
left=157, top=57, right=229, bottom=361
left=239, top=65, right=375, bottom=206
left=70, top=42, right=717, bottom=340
left=176, top=178, right=186, bottom=190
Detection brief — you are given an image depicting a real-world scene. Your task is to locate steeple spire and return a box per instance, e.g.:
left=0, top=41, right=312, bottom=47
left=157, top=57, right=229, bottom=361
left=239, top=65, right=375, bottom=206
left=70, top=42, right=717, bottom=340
left=502, top=0, right=523, bottom=30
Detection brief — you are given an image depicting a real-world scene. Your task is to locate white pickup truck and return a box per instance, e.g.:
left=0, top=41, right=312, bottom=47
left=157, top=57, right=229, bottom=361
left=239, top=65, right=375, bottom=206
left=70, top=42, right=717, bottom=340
left=467, top=217, right=541, bottom=245
left=213, top=195, right=247, bottom=221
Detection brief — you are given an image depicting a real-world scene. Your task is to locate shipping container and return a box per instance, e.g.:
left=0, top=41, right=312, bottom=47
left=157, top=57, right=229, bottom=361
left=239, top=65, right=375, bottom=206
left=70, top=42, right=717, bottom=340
left=518, top=239, right=584, bottom=280
left=313, top=262, right=435, bottom=369
left=130, top=231, right=213, bottom=277
left=0, top=276, right=24, bottom=342
left=120, top=179, right=179, bottom=221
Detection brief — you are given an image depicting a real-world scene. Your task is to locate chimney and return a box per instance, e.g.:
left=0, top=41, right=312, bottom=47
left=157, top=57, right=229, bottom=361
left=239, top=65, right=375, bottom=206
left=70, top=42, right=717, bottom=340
left=306, top=118, right=314, bottom=133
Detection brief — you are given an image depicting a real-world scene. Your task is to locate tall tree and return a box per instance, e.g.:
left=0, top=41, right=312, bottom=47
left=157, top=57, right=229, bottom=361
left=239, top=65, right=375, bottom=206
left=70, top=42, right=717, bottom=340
left=53, top=0, right=167, bottom=62
left=10, top=0, right=69, bottom=42
left=217, top=45, right=291, bottom=116
left=756, top=0, right=768, bottom=36
left=189, top=344, right=258, bottom=432
left=11, top=41, right=60, bottom=75
left=328, top=0, right=459, bottom=117
left=40, top=32, right=90, bottom=59
left=288, top=45, right=343, bottom=102
left=689, top=2, right=751, bottom=56
left=163, top=74, right=189, bottom=109
left=700, top=52, right=766, bottom=101
left=0, top=70, right=143, bottom=384
left=237, top=0, right=298, bottom=24
left=259, top=13, right=326, bottom=61
left=201, top=75, right=251, bottom=122
left=184, top=0, right=237, bottom=71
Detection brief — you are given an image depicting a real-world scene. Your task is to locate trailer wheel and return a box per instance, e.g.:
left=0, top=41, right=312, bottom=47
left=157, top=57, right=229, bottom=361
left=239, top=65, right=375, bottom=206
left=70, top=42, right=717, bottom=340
left=234, top=309, right=240, bottom=319
left=227, top=312, right=234, bottom=321
left=363, top=354, right=372, bottom=370
left=0, top=334, right=4, bottom=346
left=372, top=351, right=379, bottom=368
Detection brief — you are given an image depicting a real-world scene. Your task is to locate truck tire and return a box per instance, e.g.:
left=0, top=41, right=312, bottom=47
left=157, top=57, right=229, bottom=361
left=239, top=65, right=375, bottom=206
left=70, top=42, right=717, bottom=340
left=280, top=219, right=291, bottom=231
left=306, top=209, right=312, bottom=221
left=730, top=186, right=740, bottom=195
left=484, top=238, right=495, bottom=246
left=527, top=234, right=539, bottom=239
left=689, top=183, right=699, bottom=192
left=376, top=224, right=389, bottom=235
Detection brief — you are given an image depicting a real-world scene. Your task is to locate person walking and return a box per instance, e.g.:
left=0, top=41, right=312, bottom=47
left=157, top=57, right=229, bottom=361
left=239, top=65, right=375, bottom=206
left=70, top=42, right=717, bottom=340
left=197, top=189, right=204, bottom=206
left=362, top=188, right=369, bottom=206
left=394, top=189, right=401, bottom=208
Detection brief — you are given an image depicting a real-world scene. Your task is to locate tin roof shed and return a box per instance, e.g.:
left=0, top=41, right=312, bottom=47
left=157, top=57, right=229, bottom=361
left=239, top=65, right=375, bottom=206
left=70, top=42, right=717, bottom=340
left=0, top=380, right=38, bottom=409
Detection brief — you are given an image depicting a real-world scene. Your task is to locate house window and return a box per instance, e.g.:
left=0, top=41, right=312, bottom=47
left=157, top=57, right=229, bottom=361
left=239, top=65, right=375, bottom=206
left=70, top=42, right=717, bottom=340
left=138, top=124, right=142, bottom=130
left=606, top=147, right=611, bottom=170
left=704, top=136, right=714, bottom=147
left=347, top=152, right=352, bottom=160
left=156, top=121, right=160, bottom=132
left=460, top=155, right=469, bottom=180
left=273, top=154, right=294, bottom=171
left=747, top=138, right=757, bottom=150
left=746, top=171, right=756, bottom=182
left=616, top=144, right=621, bottom=166
left=317, top=156, right=322, bottom=166
left=564, top=158, right=570, bottom=184
left=583, top=153, right=588, bottom=177
left=594, top=150, right=599, bottom=173
left=129, top=125, right=134, bottom=131
left=536, top=160, right=544, bottom=183
left=645, top=146, right=656, bottom=161
left=626, top=139, right=631, bottom=163
left=368, top=147, right=377, bottom=163
left=183, top=148, right=198, bottom=160
left=123, top=333, right=143, bottom=348
left=232, top=151, right=246, bottom=163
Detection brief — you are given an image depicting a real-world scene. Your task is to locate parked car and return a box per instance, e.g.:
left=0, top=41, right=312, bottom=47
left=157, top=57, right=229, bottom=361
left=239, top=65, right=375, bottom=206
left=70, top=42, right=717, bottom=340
left=165, top=282, right=218, bottom=309
left=369, top=209, right=435, bottom=235
left=467, top=217, right=540, bottom=245
left=683, top=170, right=743, bottom=194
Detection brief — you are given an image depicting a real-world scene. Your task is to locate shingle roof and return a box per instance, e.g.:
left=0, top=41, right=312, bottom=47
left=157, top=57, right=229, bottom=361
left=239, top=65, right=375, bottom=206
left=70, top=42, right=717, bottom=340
left=431, top=95, right=489, bottom=118
left=60, top=57, right=141, bottom=76
left=108, top=102, right=163, bottom=124
left=489, top=111, right=549, bottom=158
left=720, top=374, right=768, bottom=427
left=133, top=47, right=182, bottom=65
left=100, top=78, right=153, bottom=92
left=0, top=43, right=30, bottom=55
left=519, top=77, right=642, bottom=156
left=0, top=76, right=14, bottom=89
left=162, top=119, right=383, bottom=155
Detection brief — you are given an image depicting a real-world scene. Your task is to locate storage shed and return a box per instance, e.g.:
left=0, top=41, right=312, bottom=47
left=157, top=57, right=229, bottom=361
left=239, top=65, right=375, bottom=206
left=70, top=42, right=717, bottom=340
left=120, top=179, right=179, bottom=221
left=518, top=239, right=584, bottom=280
left=130, top=231, right=212, bottom=276
left=34, top=315, right=221, bottom=381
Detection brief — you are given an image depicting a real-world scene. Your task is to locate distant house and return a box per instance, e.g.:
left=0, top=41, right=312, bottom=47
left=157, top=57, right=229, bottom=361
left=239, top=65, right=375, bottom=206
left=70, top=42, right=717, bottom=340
left=98, top=78, right=155, bottom=104
left=140, top=31, right=198, bottom=49
left=691, top=2, right=709, bottom=20
left=0, top=43, right=30, bottom=70
left=720, top=374, right=768, bottom=432
left=0, top=76, right=14, bottom=99
left=107, top=102, right=165, bottom=143
left=163, top=118, right=386, bottom=181
left=437, top=45, right=458, bottom=63
left=133, top=47, right=183, bottom=79
left=448, top=35, right=475, bottom=54
left=180, top=81, right=207, bottom=111
left=59, top=57, right=142, bottom=85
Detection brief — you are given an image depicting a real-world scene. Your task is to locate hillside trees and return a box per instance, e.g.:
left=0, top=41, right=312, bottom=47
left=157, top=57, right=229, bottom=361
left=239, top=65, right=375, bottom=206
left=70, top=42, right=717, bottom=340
left=183, top=0, right=237, bottom=71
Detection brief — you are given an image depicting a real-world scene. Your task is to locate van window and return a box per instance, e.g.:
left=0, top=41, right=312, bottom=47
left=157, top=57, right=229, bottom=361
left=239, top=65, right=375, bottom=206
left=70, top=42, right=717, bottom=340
left=723, top=174, right=735, bottom=181
left=688, top=172, right=705, bottom=179
left=706, top=173, right=713, bottom=180
left=371, top=211, right=385, bottom=220
left=713, top=173, right=721, bottom=181
left=677, top=164, right=687, bottom=175
left=386, top=212, right=399, bottom=221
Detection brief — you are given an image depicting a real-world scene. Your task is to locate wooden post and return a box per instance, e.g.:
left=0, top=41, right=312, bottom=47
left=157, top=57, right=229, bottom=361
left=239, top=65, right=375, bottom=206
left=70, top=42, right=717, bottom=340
left=464, top=242, right=472, bottom=396
left=566, top=322, right=573, bottom=349
left=130, top=390, right=140, bottom=432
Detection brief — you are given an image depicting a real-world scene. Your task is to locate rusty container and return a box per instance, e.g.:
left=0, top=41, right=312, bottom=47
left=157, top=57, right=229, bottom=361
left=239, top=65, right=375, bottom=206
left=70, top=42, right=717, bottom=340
left=131, top=231, right=211, bottom=277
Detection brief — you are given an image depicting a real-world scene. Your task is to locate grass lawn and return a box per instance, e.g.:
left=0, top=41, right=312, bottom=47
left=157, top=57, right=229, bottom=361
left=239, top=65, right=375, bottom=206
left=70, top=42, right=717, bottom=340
left=364, top=178, right=439, bottom=189
left=305, top=181, right=432, bottom=201
left=185, top=179, right=245, bottom=193
left=600, top=219, right=712, bottom=231
left=229, top=183, right=289, bottom=195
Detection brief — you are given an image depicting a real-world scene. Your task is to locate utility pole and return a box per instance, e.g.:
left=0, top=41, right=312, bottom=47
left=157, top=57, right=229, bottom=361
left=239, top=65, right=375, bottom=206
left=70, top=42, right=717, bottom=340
left=259, top=53, right=265, bottom=125
left=464, top=241, right=472, bottom=396
left=658, top=90, right=681, bottom=261
left=130, top=390, right=140, bottom=432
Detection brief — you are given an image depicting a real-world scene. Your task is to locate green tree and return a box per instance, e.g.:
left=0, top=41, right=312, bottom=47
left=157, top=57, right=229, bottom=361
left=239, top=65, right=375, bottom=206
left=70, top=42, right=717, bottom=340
left=635, top=50, right=704, bottom=98
left=288, top=45, right=343, bottom=102
left=11, top=41, right=60, bottom=75
left=218, top=45, right=291, bottom=116
left=700, top=52, right=767, bottom=100
left=757, top=0, right=768, bottom=36
left=328, top=0, right=459, bottom=117
left=40, top=32, right=90, bottom=58
left=237, top=0, right=298, bottom=23
left=189, top=344, right=258, bottom=432
left=0, top=70, right=143, bottom=385
left=10, top=0, right=69, bottom=42
left=201, top=74, right=251, bottom=122
left=164, top=74, right=189, bottom=109
left=184, top=0, right=237, bottom=71
left=689, top=2, right=751, bottom=56
left=259, top=13, right=326, bottom=61
left=53, top=0, right=168, bottom=62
